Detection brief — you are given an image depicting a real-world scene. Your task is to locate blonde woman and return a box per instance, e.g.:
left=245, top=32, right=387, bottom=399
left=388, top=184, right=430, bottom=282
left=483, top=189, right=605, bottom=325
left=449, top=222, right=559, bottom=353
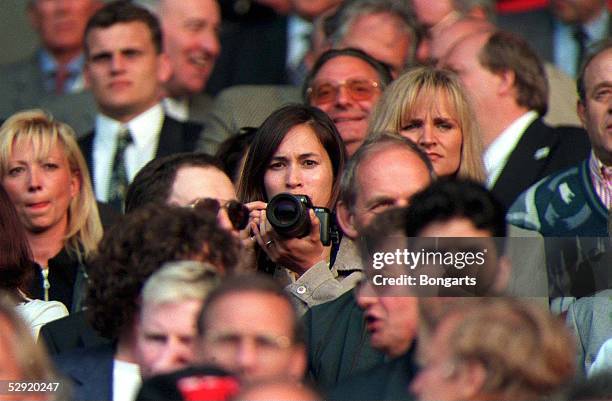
left=368, top=67, right=485, bottom=182
left=0, top=110, right=102, bottom=312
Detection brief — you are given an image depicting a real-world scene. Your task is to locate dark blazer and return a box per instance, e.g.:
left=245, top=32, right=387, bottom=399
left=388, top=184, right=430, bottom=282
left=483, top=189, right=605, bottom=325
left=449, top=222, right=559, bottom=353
left=0, top=53, right=47, bottom=118
left=304, top=290, right=386, bottom=391
left=491, top=118, right=590, bottom=210
left=497, top=8, right=612, bottom=65
left=0, top=52, right=98, bottom=137
left=78, top=115, right=202, bottom=190
left=206, top=11, right=288, bottom=95
left=328, top=349, right=418, bottom=401
left=54, top=343, right=115, bottom=401
left=40, top=311, right=109, bottom=355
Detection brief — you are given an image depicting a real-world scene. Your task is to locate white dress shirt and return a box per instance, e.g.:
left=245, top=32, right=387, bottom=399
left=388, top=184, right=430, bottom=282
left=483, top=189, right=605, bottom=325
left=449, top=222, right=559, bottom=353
left=287, top=16, right=312, bottom=67
left=162, top=97, right=190, bottom=122
left=112, top=359, right=141, bottom=401
left=93, top=104, right=164, bottom=202
left=484, top=110, right=538, bottom=188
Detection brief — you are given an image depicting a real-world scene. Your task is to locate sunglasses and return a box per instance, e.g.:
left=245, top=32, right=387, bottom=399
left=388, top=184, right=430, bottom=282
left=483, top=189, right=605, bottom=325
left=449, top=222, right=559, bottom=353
left=190, top=198, right=249, bottom=231
left=307, top=78, right=381, bottom=105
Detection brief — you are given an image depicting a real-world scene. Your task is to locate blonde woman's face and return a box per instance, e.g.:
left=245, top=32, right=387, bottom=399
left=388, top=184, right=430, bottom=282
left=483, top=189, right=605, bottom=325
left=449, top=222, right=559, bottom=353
left=399, top=94, right=462, bottom=178
left=2, top=140, right=79, bottom=234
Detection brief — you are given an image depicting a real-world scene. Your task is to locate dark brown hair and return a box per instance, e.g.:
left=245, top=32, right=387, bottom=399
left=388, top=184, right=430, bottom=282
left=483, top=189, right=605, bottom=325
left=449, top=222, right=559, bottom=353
left=84, top=0, right=163, bottom=56
left=237, top=104, right=346, bottom=208
left=86, top=204, right=239, bottom=339
left=0, top=186, right=33, bottom=294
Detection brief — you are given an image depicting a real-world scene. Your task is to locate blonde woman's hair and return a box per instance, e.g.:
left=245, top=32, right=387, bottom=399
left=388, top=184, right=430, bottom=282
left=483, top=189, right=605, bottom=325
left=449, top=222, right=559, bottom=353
left=368, top=66, right=485, bottom=182
left=0, top=110, right=103, bottom=261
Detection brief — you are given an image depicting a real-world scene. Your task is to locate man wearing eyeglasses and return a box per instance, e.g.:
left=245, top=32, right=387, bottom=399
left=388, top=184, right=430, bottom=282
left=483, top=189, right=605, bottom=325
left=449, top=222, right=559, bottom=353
left=195, top=274, right=307, bottom=384
left=303, top=48, right=392, bottom=157
left=125, top=152, right=249, bottom=234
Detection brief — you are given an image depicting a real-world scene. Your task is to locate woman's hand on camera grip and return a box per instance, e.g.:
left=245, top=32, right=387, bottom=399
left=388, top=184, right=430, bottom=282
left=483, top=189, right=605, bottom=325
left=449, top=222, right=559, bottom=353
left=252, top=208, right=327, bottom=276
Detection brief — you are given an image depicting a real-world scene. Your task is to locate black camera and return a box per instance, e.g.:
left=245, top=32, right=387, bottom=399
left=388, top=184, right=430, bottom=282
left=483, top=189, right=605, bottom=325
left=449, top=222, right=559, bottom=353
left=266, top=193, right=334, bottom=246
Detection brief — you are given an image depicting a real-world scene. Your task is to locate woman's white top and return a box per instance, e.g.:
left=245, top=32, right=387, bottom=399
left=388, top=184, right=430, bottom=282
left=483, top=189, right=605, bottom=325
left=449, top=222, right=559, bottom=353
left=15, top=297, right=69, bottom=339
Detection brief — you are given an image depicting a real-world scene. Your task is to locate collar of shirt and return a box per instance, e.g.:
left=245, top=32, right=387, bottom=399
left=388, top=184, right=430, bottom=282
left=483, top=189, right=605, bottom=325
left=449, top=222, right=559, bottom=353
left=584, top=8, right=610, bottom=44
left=589, top=151, right=612, bottom=208
left=39, top=48, right=85, bottom=93
left=96, top=103, right=164, bottom=149
left=484, top=110, right=538, bottom=188
left=93, top=104, right=164, bottom=201
left=163, top=97, right=190, bottom=122
left=113, top=359, right=141, bottom=401
left=287, top=15, right=312, bottom=68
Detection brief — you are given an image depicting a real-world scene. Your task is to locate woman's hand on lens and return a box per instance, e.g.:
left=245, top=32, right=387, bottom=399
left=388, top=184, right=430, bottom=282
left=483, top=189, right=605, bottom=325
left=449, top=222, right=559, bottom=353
left=241, top=201, right=267, bottom=244
left=253, top=209, right=327, bottom=276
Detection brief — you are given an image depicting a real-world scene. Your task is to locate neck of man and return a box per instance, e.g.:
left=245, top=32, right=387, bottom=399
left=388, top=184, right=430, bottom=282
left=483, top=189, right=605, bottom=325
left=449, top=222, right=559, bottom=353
left=481, top=104, right=531, bottom=150
left=115, top=325, right=139, bottom=364
left=102, top=100, right=159, bottom=124
left=47, top=45, right=82, bottom=68
left=26, top=221, right=69, bottom=268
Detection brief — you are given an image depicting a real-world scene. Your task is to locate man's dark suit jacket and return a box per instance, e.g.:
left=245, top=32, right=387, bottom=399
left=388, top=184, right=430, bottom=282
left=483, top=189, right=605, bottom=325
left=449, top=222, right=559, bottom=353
left=40, top=311, right=109, bottom=355
left=78, top=115, right=202, bottom=195
left=0, top=53, right=48, bottom=119
left=497, top=8, right=612, bottom=65
left=491, top=118, right=590, bottom=210
left=328, top=348, right=418, bottom=401
left=54, top=343, right=115, bottom=401
left=206, top=9, right=288, bottom=95
left=304, top=290, right=386, bottom=391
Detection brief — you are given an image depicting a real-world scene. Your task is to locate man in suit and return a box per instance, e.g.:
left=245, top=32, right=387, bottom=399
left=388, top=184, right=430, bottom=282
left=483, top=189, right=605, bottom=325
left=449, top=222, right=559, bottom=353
left=0, top=0, right=100, bottom=120
left=205, top=0, right=340, bottom=95
left=134, top=0, right=220, bottom=125
left=442, top=30, right=590, bottom=210
left=497, top=0, right=611, bottom=78
left=430, top=15, right=582, bottom=127
left=79, top=2, right=202, bottom=210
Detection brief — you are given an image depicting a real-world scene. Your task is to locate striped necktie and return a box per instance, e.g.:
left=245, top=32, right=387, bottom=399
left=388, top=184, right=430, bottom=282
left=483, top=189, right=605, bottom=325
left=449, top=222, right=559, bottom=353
left=108, top=126, right=132, bottom=211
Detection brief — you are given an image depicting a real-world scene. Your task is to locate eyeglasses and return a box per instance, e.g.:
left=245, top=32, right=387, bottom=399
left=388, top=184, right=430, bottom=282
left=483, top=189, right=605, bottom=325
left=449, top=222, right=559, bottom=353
left=307, top=78, right=381, bottom=105
left=190, top=198, right=249, bottom=231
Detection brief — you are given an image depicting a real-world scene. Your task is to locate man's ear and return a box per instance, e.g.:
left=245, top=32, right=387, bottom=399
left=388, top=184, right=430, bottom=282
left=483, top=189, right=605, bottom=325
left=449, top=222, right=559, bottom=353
left=336, top=201, right=359, bottom=239
left=496, top=69, right=516, bottom=98
left=157, top=53, right=172, bottom=84
left=456, top=360, right=487, bottom=399
left=577, top=99, right=587, bottom=128
left=288, top=344, right=307, bottom=380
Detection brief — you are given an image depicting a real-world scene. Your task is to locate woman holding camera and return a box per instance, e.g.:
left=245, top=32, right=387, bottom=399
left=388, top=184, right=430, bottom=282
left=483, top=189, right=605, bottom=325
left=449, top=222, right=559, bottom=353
left=0, top=110, right=102, bottom=313
left=238, top=104, right=360, bottom=313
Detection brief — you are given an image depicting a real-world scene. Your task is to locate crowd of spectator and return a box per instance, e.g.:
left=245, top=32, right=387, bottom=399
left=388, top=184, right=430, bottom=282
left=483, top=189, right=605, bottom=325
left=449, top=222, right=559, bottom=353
left=0, top=0, right=610, bottom=400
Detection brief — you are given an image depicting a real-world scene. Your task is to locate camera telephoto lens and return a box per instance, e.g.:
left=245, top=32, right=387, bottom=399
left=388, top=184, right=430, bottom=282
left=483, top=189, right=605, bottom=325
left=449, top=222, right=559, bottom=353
left=267, top=193, right=312, bottom=238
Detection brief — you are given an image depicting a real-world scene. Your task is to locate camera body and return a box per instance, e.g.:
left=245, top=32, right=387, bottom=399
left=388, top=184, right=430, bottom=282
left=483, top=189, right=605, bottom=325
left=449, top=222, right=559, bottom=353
left=266, top=193, right=334, bottom=246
